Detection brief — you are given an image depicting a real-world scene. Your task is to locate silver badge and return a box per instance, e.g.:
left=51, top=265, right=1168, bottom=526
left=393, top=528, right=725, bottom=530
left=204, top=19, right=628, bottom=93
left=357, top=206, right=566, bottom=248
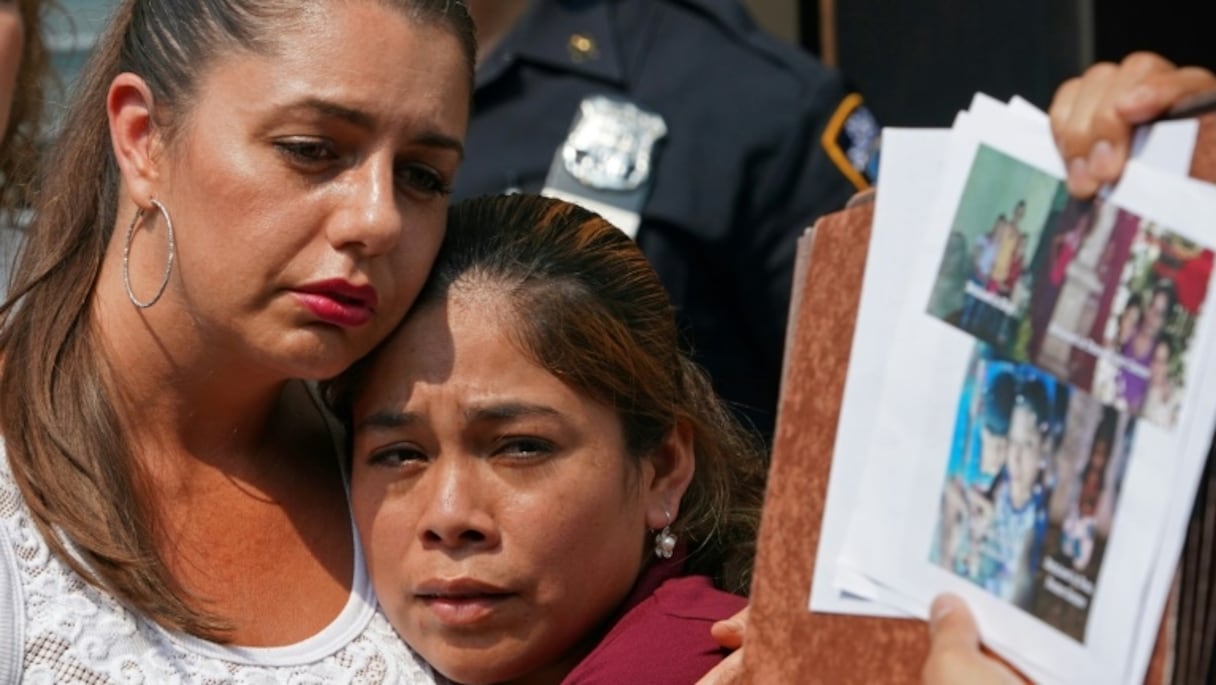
left=561, top=95, right=668, bottom=192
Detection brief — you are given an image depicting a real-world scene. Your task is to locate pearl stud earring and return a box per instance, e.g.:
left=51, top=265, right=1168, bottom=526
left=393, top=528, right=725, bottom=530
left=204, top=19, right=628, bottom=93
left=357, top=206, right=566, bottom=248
left=654, top=508, right=677, bottom=559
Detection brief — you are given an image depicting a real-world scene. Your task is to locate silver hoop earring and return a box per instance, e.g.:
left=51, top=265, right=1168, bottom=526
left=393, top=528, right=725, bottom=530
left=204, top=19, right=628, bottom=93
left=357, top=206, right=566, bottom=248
left=122, top=198, right=176, bottom=309
left=653, top=508, right=677, bottom=560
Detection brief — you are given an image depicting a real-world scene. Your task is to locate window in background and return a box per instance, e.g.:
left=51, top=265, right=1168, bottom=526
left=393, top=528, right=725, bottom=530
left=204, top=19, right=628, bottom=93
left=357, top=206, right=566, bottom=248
left=43, top=0, right=116, bottom=132
left=2, top=2, right=115, bottom=283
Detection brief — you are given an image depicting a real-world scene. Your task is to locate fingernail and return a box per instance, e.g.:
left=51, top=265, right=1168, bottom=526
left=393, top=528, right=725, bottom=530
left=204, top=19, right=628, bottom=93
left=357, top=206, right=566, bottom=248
left=930, top=595, right=956, bottom=624
left=928, top=596, right=957, bottom=639
left=1068, top=157, right=1092, bottom=190
left=1088, top=139, right=1116, bottom=176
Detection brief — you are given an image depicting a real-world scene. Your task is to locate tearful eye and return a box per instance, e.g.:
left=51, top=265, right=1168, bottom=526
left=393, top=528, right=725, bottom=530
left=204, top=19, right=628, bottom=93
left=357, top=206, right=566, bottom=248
left=366, top=443, right=430, bottom=469
left=497, top=437, right=557, bottom=461
left=395, top=163, right=452, bottom=198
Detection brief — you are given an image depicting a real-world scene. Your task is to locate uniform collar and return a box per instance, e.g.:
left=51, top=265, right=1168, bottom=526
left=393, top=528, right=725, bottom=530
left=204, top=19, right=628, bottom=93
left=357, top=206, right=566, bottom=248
left=476, top=0, right=625, bottom=90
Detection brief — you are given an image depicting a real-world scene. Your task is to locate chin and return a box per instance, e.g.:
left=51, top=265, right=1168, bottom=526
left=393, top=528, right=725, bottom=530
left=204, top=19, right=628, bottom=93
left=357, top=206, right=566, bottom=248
left=276, top=354, right=355, bottom=383
left=421, top=642, right=545, bottom=685
left=429, top=657, right=515, bottom=685
left=278, top=335, right=372, bottom=380
left=302, top=359, right=358, bottom=382
left=433, top=668, right=499, bottom=685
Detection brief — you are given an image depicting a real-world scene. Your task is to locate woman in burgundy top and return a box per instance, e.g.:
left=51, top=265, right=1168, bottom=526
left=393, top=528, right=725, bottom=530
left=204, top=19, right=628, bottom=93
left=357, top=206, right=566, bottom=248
left=327, top=193, right=765, bottom=684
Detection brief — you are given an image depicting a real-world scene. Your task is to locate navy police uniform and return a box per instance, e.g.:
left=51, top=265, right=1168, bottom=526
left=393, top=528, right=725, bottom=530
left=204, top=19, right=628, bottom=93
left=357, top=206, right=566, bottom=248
left=455, top=0, right=878, bottom=441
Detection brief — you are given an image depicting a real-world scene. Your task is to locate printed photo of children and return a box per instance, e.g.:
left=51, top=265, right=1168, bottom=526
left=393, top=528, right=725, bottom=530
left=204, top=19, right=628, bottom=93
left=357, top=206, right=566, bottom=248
left=1031, top=398, right=1133, bottom=642
left=929, top=146, right=1064, bottom=350
left=927, top=147, right=1213, bottom=431
left=931, top=346, right=1132, bottom=642
left=931, top=348, right=1067, bottom=610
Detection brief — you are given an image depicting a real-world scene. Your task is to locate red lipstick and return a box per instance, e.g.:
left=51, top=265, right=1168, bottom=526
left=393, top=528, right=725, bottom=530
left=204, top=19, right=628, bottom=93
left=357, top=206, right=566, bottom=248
left=294, top=279, right=379, bottom=328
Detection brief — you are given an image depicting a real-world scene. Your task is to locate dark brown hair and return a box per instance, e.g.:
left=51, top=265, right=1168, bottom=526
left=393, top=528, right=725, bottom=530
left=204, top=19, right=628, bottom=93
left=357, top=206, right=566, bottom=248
left=329, top=194, right=767, bottom=594
left=0, top=0, right=52, bottom=210
left=0, top=0, right=475, bottom=639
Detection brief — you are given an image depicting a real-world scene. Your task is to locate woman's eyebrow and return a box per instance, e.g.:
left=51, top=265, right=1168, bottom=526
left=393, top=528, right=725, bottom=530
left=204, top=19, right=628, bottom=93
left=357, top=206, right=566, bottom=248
left=285, top=97, right=465, bottom=158
left=464, top=402, right=562, bottom=424
left=355, top=408, right=423, bottom=433
left=354, top=402, right=564, bottom=434
left=288, top=97, right=376, bottom=129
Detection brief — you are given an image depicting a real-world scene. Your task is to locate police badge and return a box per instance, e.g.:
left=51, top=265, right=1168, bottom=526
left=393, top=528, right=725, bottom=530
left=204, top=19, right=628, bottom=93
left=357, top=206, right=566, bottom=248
left=542, top=95, right=667, bottom=239
left=562, top=96, right=667, bottom=191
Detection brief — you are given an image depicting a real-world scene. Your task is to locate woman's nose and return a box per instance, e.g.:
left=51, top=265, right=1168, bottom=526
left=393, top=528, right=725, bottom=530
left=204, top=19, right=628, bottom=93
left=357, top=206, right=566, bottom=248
left=417, top=458, right=500, bottom=553
left=326, top=158, right=404, bottom=257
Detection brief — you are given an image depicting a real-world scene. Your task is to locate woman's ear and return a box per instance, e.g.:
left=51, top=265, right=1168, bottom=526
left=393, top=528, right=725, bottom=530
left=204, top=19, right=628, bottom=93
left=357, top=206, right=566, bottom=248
left=644, top=419, right=696, bottom=529
left=107, top=72, right=162, bottom=207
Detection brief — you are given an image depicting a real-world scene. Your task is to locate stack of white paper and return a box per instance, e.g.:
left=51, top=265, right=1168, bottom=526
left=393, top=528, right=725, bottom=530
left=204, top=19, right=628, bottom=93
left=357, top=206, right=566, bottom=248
left=810, top=94, right=1215, bottom=684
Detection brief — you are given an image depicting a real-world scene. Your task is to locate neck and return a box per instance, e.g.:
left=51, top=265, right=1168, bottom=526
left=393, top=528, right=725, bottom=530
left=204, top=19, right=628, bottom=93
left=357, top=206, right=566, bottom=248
left=91, top=242, right=299, bottom=490
left=467, top=0, right=532, bottom=62
left=1009, top=484, right=1032, bottom=510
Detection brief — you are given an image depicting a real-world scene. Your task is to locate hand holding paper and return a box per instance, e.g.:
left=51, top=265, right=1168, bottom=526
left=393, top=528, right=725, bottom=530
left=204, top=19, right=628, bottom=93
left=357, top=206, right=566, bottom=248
left=1050, top=52, right=1216, bottom=196
left=924, top=595, right=1025, bottom=685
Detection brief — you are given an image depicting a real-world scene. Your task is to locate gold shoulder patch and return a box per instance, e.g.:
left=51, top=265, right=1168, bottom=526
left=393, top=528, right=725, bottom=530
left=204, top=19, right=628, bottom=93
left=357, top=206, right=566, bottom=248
left=821, top=93, right=881, bottom=191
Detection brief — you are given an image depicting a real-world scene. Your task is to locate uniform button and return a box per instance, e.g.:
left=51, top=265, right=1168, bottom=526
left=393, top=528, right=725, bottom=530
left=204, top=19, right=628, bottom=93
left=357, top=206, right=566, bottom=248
left=568, top=33, right=597, bottom=61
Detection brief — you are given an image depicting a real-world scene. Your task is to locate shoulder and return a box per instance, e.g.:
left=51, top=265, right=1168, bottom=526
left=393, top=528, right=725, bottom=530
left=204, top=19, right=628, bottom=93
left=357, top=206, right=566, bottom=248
left=563, top=574, right=745, bottom=684
left=621, top=0, right=877, bottom=187
left=629, top=0, right=848, bottom=103
left=651, top=572, right=748, bottom=620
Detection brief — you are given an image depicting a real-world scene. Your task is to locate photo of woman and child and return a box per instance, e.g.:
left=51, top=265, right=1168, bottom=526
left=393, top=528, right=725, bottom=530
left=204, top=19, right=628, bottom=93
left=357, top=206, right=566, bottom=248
left=1102, top=284, right=1176, bottom=419
left=1090, top=227, right=1213, bottom=428
left=932, top=347, right=1133, bottom=642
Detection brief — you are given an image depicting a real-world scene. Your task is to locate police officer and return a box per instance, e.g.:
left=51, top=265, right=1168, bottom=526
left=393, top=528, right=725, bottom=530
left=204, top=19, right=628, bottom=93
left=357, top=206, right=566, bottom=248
left=458, top=0, right=878, bottom=442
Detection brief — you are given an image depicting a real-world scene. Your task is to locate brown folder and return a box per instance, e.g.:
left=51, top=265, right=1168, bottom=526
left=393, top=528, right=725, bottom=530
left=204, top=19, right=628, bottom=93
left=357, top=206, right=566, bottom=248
left=742, top=114, right=1216, bottom=684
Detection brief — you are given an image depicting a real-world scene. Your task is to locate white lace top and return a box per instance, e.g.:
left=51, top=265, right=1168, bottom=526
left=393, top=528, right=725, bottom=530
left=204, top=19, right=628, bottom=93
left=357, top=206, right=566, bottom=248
left=0, top=443, right=439, bottom=684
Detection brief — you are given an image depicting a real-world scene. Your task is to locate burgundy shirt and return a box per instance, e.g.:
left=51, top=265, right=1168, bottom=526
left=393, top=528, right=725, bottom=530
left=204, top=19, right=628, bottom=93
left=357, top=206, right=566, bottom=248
left=561, top=555, right=746, bottom=684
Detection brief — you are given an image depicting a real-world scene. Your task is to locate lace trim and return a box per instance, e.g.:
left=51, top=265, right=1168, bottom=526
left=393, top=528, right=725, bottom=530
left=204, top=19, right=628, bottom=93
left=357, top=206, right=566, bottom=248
left=0, top=440, right=437, bottom=682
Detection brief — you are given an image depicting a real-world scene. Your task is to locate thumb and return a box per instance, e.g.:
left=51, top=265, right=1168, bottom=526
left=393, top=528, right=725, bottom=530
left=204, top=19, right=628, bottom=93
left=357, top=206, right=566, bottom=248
left=923, top=594, right=1026, bottom=685
left=928, top=594, right=980, bottom=653
left=710, top=606, right=748, bottom=650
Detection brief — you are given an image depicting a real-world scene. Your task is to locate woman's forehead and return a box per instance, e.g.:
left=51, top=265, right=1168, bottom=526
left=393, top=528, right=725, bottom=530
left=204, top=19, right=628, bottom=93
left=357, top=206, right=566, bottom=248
left=176, top=5, right=469, bottom=138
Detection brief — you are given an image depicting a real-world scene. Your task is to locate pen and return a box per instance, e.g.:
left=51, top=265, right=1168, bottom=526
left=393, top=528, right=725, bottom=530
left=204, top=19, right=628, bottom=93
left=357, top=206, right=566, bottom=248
left=1157, top=90, right=1216, bottom=121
